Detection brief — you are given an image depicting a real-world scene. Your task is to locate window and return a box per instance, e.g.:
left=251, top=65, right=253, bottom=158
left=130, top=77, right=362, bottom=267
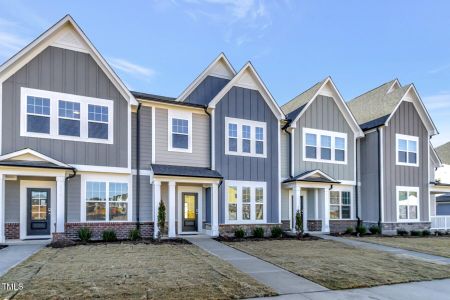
left=85, top=180, right=129, bottom=222
left=27, top=96, right=50, bottom=134
left=303, top=128, right=347, bottom=164
left=225, top=117, right=266, bottom=157
left=330, top=190, right=351, bottom=220
left=21, top=88, right=113, bottom=143
left=225, top=181, right=266, bottom=223
left=397, top=187, right=419, bottom=222
left=396, top=134, right=419, bottom=166
left=168, top=110, right=192, bottom=152
left=58, top=100, right=80, bottom=136
left=88, top=105, right=109, bottom=140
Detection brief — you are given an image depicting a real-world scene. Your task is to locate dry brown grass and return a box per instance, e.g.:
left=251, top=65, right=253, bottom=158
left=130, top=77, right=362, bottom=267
left=0, top=243, right=276, bottom=300
left=351, top=236, right=450, bottom=258
left=225, top=239, right=450, bottom=290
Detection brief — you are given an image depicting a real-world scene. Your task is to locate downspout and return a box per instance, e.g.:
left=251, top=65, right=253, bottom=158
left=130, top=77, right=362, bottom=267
left=355, top=139, right=361, bottom=227
left=136, top=103, right=142, bottom=229
left=65, top=167, right=77, bottom=227
left=377, top=127, right=382, bottom=229
left=282, top=122, right=292, bottom=179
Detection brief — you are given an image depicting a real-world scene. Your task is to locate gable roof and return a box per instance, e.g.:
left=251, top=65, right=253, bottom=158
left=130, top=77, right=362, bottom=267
left=177, top=53, right=236, bottom=102
left=348, top=80, right=438, bottom=135
left=151, top=164, right=222, bottom=179
left=0, top=15, right=138, bottom=106
left=430, top=142, right=443, bottom=167
left=282, top=77, right=364, bottom=137
left=283, top=169, right=340, bottom=184
left=208, top=62, right=285, bottom=120
left=0, top=148, right=74, bottom=170
left=437, top=142, right=450, bottom=165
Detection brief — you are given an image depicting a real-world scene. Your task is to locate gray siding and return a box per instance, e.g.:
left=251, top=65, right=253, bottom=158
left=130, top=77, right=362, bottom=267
left=132, top=175, right=152, bottom=222
left=67, top=175, right=81, bottom=222
left=281, top=187, right=290, bottom=220
left=154, top=108, right=210, bottom=167
left=5, top=180, right=20, bottom=222
left=281, top=130, right=289, bottom=178
left=429, top=145, right=440, bottom=182
left=184, top=75, right=229, bottom=105
left=214, top=86, right=279, bottom=223
left=359, top=131, right=380, bottom=222
left=132, top=106, right=152, bottom=170
left=294, top=95, right=355, bottom=181
left=2, top=46, right=129, bottom=167
left=383, top=101, right=429, bottom=222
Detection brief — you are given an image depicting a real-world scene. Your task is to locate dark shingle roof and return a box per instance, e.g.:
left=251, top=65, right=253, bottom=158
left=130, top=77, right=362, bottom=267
left=151, top=164, right=222, bottom=179
left=283, top=170, right=340, bottom=184
left=436, top=142, right=450, bottom=165
left=131, top=91, right=206, bottom=108
left=0, top=160, right=74, bottom=170
left=437, top=194, right=450, bottom=203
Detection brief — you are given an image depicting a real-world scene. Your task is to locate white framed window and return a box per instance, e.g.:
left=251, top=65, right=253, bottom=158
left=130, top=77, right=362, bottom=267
left=396, top=186, right=420, bottom=222
left=303, top=128, right=347, bottom=164
left=168, top=109, right=192, bottom=153
left=396, top=134, right=419, bottom=167
left=225, top=117, right=267, bottom=158
left=329, top=190, right=352, bottom=220
left=81, top=174, right=131, bottom=222
left=20, top=87, right=113, bottom=144
left=225, top=180, right=266, bottom=224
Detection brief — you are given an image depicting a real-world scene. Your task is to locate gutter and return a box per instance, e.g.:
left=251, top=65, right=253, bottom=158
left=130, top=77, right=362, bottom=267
left=136, top=103, right=142, bottom=229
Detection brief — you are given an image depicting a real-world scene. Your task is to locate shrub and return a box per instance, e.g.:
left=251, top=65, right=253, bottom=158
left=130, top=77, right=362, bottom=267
left=397, top=228, right=409, bottom=236
left=345, top=227, right=354, bottom=235
left=271, top=226, right=283, bottom=238
left=157, top=200, right=166, bottom=241
left=253, top=227, right=265, bottom=238
left=234, top=228, right=245, bottom=239
left=422, top=229, right=431, bottom=236
left=78, top=227, right=92, bottom=243
left=369, top=225, right=381, bottom=235
left=102, top=229, right=117, bottom=242
left=295, top=210, right=303, bottom=239
left=410, top=230, right=422, bottom=237
left=355, top=225, right=367, bottom=235
left=129, top=228, right=141, bottom=241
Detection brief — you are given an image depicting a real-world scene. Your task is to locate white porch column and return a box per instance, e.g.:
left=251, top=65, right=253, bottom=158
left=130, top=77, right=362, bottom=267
left=323, top=187, right=330, bottom=232
left=56, top=176, right=65, bottom=233
left=152, top=180, right=161, bottom=239
left=0, top=174, right=5, bottom=243
left=292, top=185, right=301, bottom=232
left=168, top=181, right=176, bottom=238
left=211, top=183, right=219, bottom=236
left=314, top=189, right=319, bottom=220
left=303, top=193, right=308, bottom=232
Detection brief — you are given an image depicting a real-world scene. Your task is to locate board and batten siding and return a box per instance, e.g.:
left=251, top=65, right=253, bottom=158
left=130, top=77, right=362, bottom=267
left=66, top=175, right=81, bottom=222
left=2, top=46, right=129, bottom=167
left=154, top=108, right=210, bottom=168
left=131, top=106, right=152, bottom=170
left=5, top=180, right=20, bottom=223
left=280, top=130, right=290, bottom=179
left=184, top=75, right=230, bottom=106
left=132, top=175, right=152, bottom=222
left=214, top=86, right=279, bottom=224
left=383, top=101, right=430, bottom=222
left=294, top=95, right=355, bottom=181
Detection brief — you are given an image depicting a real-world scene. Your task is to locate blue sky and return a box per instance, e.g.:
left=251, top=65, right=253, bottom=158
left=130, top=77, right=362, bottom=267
left=1, top=0, right=450, bottom=146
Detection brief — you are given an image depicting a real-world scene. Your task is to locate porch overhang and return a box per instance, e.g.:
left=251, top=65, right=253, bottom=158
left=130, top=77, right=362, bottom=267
left=283, top=169, right=340, bottom=185
left=430, top=181, right=450, bottom=194
left=150, top=164, right=222, bottom=184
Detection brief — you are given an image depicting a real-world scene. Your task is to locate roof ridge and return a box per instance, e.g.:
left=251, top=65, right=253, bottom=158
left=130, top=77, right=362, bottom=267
left=348, top=79, right=397, bottom=103
left=281, top=77, right=327, bottom=112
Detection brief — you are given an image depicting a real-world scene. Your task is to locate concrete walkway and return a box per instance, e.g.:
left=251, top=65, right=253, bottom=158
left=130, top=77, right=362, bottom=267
left=317, top=234, right=450, bottom=265
left=185, top=235, right=327, bottom=295
left=0, top=241, right=48, bottom=277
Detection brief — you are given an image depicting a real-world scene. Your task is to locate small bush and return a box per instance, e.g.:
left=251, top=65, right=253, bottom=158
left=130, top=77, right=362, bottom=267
left=253, top=227, right=265, bottom=238
left=78, top=227, right=92, bottom=243
left=410, top=230, right=422, bottom=237
left=345, top=227, right=354, bottom=235
left=129, top=228, right=141, bottom=241
left=397, top=228, right=409, bottom=236
left=271, top=226, right=283, bottom=238
left=355, top=225, right=367, bottom=235
left=102, top=229, right=117, bottom=242
left=234, top=228, right=245, bottom=239
left=369, top=225, right=381, bottom=235
left=422, top=229, right=431, bottom=236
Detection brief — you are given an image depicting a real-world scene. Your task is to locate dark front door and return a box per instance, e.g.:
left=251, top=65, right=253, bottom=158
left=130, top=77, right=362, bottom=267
left=27, top=188, right=51, bottom=236
left=182, top=193, right=198, bottom=232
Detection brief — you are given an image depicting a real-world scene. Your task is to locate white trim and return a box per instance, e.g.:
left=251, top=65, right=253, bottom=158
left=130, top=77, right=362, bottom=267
left=152, top=175, right=220, bottom=184
left=20, top=88, right=114, bottom=144
left=0, top=174, right=4, bottom=243
left=278, top=121, right=281, bottom=223
left=290, top=128, right=295, bottom=177
left=177, top=186, right=203, bottom=234
left=71, top=165, right=130, bottom=174
left=176, top=53, right=236, bottom=102
left=329, top=186, right=354, bottom=220
left=396, top=186, right=420, bottom=222
left=0, top=84, right=2, bottom=154
left=151, top=106, right=156, bottom=164
left=167, top=109, right=192, bottom=153
left=80, top=173, right=132, bottom=223
left=211, top=109, right=216, bottom=170
left=380, top=127, right=385, bottom=222
left=0, top=148, right=72, bottom=168
left=131, top=169, right=152, bottom=176
left=395, top=134, right=419, bottom=167
left=127, top=104, right=132, bottom=170
left=386, top=79, right=401, bottom=94
left=225, top=117, right=267, bottom=158
left=224, top=180, right=267, bottom=224
left=20, top=180, right=56, bottom=240
left=303, top=128, right=348, bottom=164
left=297, top=169, right=337, bottom=182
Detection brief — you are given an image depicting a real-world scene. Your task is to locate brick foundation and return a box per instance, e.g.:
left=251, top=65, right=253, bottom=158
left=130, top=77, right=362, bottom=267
left=65, top=222, right=154, bottom=240
left=329, top=220, right=358, bottom=233
left=281, top=220, right=290, bottom=230
left=307, top=220, right=322, bottom=232
left=5, top=223, right=20, bottom=239
left=219, top=224, right=282, bottom=237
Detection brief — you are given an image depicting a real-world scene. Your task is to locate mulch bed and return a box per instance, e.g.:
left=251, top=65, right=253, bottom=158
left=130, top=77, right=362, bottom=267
left=0, top=245, right=7, bottom=250
left=215, top=234, right=320, bottom=243
left=49, top=237, right=190, bottom=248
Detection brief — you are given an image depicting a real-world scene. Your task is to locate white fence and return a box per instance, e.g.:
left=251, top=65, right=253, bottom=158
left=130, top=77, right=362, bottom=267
left=431, top=216, right=450, bottom=230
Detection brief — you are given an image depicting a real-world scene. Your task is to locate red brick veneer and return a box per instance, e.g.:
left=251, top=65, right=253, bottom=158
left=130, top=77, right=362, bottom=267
left=5, top=223, right=20, bottom=239
left=65, top=222, right=154, bottom=240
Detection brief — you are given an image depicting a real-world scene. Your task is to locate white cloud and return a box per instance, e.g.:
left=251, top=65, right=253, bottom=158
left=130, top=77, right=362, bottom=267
left=423, top=92, right=450, bottom=110
left=0, top=18, right=30, bottom=60
left=108, top=57, right=155, bottom=79
left=428, top=63, right=450, bottom=75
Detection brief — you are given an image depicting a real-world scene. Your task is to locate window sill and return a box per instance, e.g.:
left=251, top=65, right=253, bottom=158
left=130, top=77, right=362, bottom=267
left=168, top=147, right=192, bottom=153
left=20, top=132, right=113, bottom=144
left=303, top=158, right=347, bottom=165
left=396, top=162, right=419, bottom=167
left=225, top=151, right=267, bottom=158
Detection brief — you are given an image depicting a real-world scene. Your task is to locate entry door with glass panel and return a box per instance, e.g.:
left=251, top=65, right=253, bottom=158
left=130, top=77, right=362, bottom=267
left=27, top=188, right=51, bottom=236
left=182, top=193, right=198, bottom=232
